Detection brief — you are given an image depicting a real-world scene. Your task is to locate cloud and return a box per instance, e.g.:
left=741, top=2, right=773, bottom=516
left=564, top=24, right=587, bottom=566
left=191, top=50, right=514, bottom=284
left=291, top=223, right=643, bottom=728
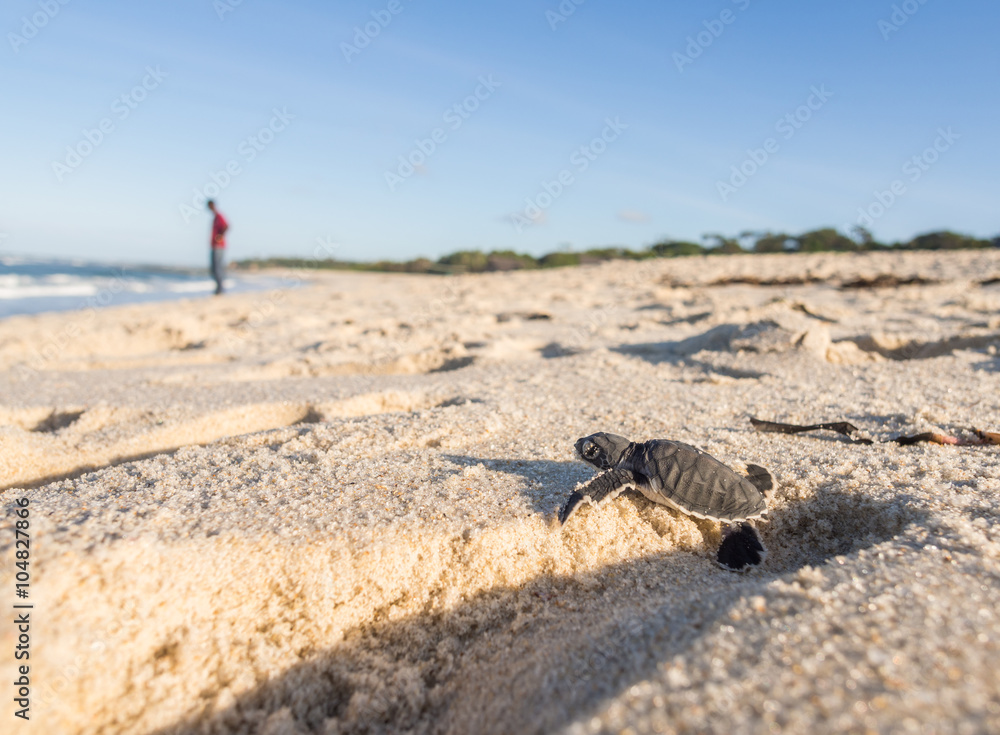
left=501, top=209, right=547, bottom=228
left=617, top=209, right=649, bottom=223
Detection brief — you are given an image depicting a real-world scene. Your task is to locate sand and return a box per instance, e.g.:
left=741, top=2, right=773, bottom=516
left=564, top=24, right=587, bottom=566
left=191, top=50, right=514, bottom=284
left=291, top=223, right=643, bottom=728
left=1, top=249, right=1000, bottom=734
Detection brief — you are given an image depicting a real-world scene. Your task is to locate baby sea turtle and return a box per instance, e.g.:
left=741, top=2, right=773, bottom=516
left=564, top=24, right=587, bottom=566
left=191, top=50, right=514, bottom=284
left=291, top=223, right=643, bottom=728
left=559, top=432, right=775, bottom=571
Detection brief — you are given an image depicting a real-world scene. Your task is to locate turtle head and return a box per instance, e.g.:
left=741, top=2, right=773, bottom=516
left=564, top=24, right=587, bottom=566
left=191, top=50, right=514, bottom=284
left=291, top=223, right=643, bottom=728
left=574, top=433, right=631, bottom=470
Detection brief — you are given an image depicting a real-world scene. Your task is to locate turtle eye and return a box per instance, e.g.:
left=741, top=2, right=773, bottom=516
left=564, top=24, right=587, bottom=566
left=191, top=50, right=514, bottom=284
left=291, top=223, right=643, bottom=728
left=584, top=444, right=599, bottom=458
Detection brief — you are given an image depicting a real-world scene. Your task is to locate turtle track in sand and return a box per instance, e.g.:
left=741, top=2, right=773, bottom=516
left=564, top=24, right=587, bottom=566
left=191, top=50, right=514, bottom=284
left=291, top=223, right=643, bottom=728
left=0, top=390, right=459, bottom=490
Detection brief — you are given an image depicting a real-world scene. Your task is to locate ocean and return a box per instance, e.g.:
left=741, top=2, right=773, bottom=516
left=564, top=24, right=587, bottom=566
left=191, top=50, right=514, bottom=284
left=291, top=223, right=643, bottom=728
left=0, top=256, right=289, bottom=319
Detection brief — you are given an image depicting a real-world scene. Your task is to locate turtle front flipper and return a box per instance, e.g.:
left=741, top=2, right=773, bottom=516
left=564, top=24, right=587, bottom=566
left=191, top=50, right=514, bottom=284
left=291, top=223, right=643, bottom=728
left=717, top=522, right=766, bottom=571
left=558, top=469, right=635, bottom=524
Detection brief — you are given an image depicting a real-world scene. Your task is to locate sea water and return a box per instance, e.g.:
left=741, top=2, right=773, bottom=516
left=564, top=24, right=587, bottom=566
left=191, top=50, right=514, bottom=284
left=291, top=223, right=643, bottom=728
left=0, top=256, right=287, bottom=319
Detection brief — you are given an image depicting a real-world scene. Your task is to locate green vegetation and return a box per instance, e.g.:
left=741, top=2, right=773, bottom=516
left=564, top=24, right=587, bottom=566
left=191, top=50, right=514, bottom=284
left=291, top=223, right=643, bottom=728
left=237, top=228, right=996, bottom=274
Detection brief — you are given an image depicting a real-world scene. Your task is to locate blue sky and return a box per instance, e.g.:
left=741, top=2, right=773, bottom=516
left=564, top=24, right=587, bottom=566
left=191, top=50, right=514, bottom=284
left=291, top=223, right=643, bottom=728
left=1, top=0, right=997, bottom=266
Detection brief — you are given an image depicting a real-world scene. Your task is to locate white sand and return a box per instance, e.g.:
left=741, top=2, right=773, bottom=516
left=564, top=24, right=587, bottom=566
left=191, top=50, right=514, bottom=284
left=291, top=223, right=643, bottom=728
left=1, top=250, right=999, bottom=734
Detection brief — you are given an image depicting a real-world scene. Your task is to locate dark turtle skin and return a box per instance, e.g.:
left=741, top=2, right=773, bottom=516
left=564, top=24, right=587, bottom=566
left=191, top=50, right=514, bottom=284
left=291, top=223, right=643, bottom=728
left=559, top=432, right=774, bottom=571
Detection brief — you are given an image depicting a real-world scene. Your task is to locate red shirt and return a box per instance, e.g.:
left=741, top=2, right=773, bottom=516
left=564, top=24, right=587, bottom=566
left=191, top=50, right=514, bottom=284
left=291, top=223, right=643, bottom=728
left=211, top=212, right=228, bottom=248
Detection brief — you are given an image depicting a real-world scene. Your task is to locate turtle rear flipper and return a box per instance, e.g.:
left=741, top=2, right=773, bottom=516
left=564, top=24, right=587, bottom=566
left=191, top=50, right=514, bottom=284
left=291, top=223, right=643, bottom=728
left=717, top=522, right=766, bottom=571
left=745, top=463, right=775, bottom=499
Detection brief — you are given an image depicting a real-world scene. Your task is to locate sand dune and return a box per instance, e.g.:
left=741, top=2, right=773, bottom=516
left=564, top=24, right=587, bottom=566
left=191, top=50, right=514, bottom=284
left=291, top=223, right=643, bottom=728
left=2, top=250, right=1000, bottom=733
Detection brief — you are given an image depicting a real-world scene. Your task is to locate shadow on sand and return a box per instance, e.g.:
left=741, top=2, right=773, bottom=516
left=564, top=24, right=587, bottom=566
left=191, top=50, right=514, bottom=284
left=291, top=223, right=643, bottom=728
left=150, top=480, right=926, bottom=735
left=610, top=335, right=770, bottom=380
left=439, top=454, right=592, bottom=516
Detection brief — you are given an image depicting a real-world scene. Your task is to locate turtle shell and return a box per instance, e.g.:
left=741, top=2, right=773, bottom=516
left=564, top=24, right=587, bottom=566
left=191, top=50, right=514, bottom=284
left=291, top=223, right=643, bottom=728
left=625, top=440, right=767, bottom=522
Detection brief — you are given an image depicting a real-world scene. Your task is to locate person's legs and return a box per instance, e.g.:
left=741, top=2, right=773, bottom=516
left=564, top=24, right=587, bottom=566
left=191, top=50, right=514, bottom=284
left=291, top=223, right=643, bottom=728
left=211, top=247, right=225, bottom=295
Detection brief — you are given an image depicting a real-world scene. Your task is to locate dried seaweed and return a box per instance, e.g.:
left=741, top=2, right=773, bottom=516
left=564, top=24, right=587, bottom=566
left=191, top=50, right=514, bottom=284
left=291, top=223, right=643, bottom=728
left=749, top=417, right=872, bottom=444
left=839, top=275, right=938, bottom=289
left=975, top=429, right=1000, bottom=445
left=891, top=432, right=959, bottom=446
left=892, top=430, right=1000, bottom=446
left=791, top=303, right=838, bottom=323
left=709, top=275, right=825, bottom=287
left=752, top=417, right=999, bottom=447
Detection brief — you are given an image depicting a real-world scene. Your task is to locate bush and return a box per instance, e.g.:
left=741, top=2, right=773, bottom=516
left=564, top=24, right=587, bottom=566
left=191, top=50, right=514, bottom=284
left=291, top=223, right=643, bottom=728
left=404, top=258, right=434, bottom=273
left=651, top=240, right=705, bottom=257
left=486, top=250, right=537, bottom=271
left=751, top=232, right=794, bottom=253
left=795, top=228, right=857, bottom=252
left=540, top=252, right=581, bottom=268
left=579, top=247, right=629, bottom=263
left=438, top=250, right=488, bottom=270
left=904, top=231, right=990, bottom=250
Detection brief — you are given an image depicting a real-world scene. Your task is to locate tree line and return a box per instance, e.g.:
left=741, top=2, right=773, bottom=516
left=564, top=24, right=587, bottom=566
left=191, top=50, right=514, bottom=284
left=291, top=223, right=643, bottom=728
left=237, top=227, right=997, bottom=274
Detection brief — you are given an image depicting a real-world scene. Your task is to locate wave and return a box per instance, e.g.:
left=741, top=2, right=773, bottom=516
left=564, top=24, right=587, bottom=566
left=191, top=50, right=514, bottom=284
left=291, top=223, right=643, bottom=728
left=0, top=257, right=288, bottom=318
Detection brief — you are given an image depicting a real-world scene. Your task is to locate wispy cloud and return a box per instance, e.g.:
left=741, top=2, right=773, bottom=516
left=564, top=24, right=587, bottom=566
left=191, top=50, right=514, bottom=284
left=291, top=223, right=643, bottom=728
left=617, top=209, right=649, bottom=223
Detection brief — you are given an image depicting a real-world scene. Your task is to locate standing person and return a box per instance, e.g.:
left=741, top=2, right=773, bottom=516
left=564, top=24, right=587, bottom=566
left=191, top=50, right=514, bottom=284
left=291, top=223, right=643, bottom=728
left=207, top=200, right=228, bottom=295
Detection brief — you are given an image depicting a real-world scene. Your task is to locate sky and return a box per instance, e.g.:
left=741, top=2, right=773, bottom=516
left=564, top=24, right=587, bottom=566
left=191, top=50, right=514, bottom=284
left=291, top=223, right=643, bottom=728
left=1, top=0, right=997, bottom=267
